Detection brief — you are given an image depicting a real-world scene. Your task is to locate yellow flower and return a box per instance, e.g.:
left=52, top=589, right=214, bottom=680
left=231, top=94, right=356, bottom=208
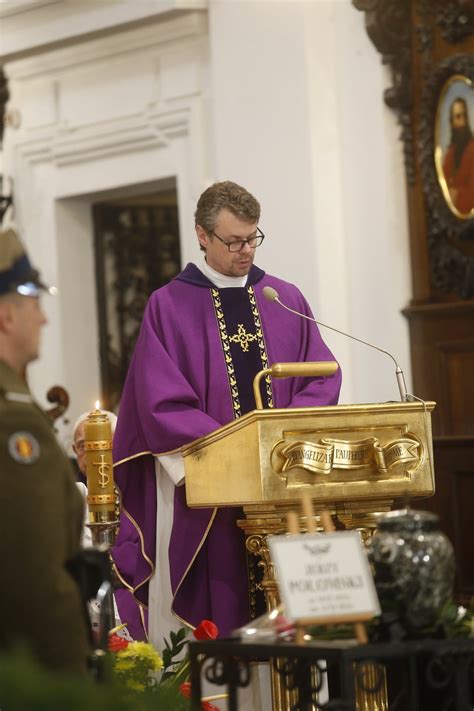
left=114, top=658, right=135, bottom=673
left=113, top=641, right=164, bottom=693
left=125, top=678, right=147, bottom=692
left=116, top=641, right=163, bottom=672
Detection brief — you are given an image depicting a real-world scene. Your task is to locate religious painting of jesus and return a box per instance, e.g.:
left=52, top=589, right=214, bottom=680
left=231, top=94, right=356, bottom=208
left=435, top=74, right=474, bottom=219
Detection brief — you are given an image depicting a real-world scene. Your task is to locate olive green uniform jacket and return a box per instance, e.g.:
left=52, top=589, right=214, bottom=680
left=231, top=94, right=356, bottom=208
left=0, top=361, right=90, bottom=674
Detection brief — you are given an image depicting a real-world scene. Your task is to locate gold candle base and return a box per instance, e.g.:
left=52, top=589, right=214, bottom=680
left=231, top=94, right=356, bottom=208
left=84, top=408, right=119, bottom=549
left=87, top=520, right=120, bottom=548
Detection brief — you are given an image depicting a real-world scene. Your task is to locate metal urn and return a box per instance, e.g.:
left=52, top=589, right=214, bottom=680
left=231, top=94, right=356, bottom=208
left=367, top=508, right=455, bottom=635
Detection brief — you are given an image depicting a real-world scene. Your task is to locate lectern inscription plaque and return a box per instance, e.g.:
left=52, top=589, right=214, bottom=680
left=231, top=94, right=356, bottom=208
left=271, top=429, right=422, bottom=484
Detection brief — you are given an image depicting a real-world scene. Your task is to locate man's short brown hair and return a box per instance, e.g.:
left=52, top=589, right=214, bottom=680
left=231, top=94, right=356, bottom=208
left=194, top=181, right=261, bottom=233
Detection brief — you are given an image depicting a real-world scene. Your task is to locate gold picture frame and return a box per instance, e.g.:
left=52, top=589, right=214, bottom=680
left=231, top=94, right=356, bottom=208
left=435, top=73, right=474, bottom=220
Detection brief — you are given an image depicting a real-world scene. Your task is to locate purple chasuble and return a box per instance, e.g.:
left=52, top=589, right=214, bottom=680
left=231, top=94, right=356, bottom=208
left=111, top=263, right=341, bottom=640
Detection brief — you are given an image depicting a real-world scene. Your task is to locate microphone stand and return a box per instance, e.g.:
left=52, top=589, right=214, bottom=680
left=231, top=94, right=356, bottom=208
left=265, top=289, right=411, bottom=402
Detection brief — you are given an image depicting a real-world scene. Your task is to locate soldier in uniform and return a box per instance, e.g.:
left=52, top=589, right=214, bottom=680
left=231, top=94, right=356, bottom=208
left=0, top=228, right=90, bottom=675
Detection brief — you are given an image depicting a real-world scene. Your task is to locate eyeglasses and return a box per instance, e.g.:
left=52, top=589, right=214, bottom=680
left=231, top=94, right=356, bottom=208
left=210, top=227, right=265, bottom=252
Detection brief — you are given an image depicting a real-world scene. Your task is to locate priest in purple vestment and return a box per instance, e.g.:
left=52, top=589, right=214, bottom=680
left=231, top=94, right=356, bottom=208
left=111, top=181, right=342, bottom=642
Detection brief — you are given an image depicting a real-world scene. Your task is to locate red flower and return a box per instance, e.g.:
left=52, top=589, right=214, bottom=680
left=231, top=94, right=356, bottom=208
left=180, top=682, right=192, bottom=698
left=202, top=702, right=219, bottom=711
left=179, top=682, right=219, bottom=710
left=193, top=619, right=218, bottom=640
left=108, top=633, right=130, bottom=653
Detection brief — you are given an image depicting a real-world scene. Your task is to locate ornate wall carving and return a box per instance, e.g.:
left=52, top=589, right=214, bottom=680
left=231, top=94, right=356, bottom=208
left=354, top=0, right=474, bottom=300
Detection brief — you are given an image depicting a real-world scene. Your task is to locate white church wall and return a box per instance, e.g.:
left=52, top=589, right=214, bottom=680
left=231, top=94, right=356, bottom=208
left=54, top=197, right=101, bottom=424
left=208, top=0, right=412, bottom=404
left=305, top=1, right=412, bottom=403
left=208, top=0, right=317, bottom=284
left=0, top=0, right=206, bottom=58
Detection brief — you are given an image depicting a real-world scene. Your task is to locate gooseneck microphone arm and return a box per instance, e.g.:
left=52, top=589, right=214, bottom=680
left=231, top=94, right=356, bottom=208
left=262, top=285, right=410, bottom=402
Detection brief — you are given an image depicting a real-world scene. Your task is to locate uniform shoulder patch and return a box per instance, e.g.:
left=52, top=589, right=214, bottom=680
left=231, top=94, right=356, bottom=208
left=8, top=431, right=40, bottom=464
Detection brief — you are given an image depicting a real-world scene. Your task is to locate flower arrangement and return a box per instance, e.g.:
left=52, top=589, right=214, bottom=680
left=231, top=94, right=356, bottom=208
left=108, top=619, right=221, bottom=710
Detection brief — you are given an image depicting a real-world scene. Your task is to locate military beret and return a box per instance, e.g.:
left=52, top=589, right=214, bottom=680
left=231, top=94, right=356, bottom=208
left=0, top=228, right=54, bottom=297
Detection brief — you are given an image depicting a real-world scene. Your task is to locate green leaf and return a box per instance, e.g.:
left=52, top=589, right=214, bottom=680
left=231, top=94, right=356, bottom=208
left=176, top=628, right=187, bottom=642
left=162, top=650, right=171, bottom=669
left=172, top=642, right=187, bottom=656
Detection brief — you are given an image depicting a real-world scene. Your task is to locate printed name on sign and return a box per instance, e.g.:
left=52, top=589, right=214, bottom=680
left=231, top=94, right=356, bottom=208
left=268, top=530, right=380, bottom=625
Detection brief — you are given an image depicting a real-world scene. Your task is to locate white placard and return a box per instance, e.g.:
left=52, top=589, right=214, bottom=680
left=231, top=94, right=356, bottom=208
left=268, top=531, right=380, bottom=623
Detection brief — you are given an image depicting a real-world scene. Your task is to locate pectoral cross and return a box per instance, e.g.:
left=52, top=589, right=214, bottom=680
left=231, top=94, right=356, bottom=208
left=229, top=324, right=257, bottom=352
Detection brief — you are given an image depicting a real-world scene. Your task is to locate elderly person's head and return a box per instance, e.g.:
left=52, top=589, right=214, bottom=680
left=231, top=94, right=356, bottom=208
left=72, top=410, right=117, bottom=475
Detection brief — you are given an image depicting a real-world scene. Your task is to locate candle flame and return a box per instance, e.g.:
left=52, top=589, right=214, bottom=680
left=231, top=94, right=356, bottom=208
left=95, top=400, right=101, bottom=410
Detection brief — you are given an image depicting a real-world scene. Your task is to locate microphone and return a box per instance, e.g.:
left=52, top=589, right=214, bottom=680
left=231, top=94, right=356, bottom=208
left=262, top=285, right=411, bottom=402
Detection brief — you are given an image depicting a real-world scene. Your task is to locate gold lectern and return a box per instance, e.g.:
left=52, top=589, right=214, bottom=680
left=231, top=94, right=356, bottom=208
left=182, top=363, right=435, bottom=710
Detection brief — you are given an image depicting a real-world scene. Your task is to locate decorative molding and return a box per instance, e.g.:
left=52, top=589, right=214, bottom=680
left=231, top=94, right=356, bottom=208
left=3, top=11, right=207, bottom=81
left=0, top=0, right=57, bottom=19
left=3, top=12, right=207, bottom=180
left=15, top=106, right=192, bottom=167
left=415, top=0, right=474, bottom=68
left=432, top=0, right=474, bottom=44
left=0, top=1, right=207, bottom=65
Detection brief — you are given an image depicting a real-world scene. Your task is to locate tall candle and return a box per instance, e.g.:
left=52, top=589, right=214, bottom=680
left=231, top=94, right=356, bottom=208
left=84, top=406, right=115, bottom=519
